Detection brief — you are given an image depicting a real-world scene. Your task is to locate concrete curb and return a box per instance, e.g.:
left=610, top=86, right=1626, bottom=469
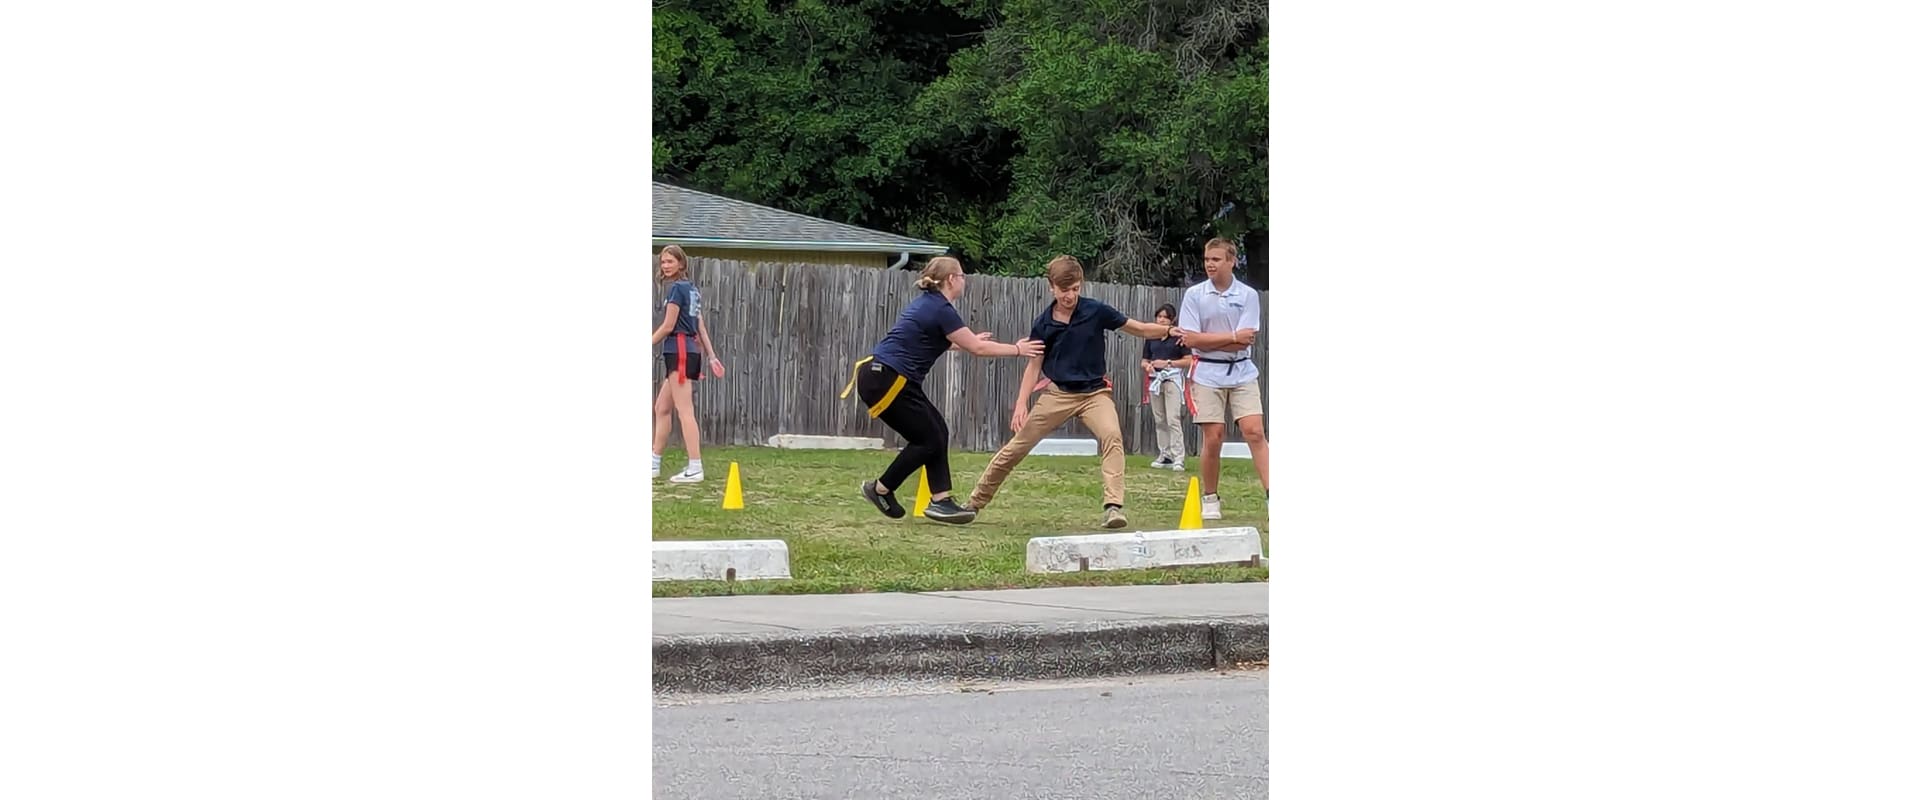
left=653, top=614, right=1268, bottom=694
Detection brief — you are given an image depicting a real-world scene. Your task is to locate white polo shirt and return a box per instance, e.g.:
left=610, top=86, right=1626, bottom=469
left=1178, top=277, right=1261, bottom=388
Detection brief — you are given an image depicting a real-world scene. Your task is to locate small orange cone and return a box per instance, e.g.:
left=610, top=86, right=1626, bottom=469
left=722, top=462, right=745, bottom=510
left=912, top=469, right=931, bottom=517
left=1178, top=477, right=1204, bottom=530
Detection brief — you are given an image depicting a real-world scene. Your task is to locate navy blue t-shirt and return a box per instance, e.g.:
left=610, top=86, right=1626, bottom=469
left=1030, top=297, right=1129, bottom=393
left=661, top=280, right=701, bottom=354
left=1142, top=336, right=1188, bottom=363
left=870, top=289, right=967, bottom=382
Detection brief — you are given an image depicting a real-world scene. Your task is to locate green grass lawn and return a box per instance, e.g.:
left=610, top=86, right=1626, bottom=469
left=651, top=445, right=1269, bottom=596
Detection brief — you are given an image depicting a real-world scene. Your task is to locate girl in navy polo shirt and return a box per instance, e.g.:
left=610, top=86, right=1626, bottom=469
left=1140, top=303, right=1193, bottom=470
left=651, top=245, right=725, bottom=483
left=847, top=257, right=1043, bottom=524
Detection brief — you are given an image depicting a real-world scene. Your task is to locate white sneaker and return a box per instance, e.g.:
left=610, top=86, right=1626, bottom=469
left=1200, top=494, right=1222, bottom=520
left=667, top=467, right=704, bottom=484
left=1167, top=460, right=1185, bottom=471
left=652, top=465, right=661, bottom=479
left=1148, top=458, right=1169, bottom=470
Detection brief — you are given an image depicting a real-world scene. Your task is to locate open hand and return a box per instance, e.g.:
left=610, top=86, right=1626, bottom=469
left=708, top=358, right=726, bottom=378
left=1013, top=337, right=1044, bottom=358
left=1010, top=406, right=1029, bottom=433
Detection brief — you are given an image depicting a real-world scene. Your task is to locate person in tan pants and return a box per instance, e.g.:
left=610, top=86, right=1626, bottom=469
left=965, top=256, right=1172, bottom=529
left=1140, top=303, right=1193, bottom=470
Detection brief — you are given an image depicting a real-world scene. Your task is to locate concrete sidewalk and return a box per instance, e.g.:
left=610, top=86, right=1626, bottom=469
left=653, top=583, right=1269, bottom=694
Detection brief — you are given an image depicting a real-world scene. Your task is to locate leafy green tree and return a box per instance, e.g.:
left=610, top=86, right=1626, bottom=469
left=652, top=0, right=1267, bottom=287
left=911, top=0, right=1267, bottom=283
left=653, top=0, right=986, bottom=231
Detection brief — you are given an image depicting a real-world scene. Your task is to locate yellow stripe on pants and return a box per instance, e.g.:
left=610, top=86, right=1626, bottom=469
left=840, top=355, right=906, bottom=417
left=868, top=375, right=907, bottom=418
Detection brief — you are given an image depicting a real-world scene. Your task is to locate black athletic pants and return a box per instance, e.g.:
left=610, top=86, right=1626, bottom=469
left=856, top=360, right=951, bottom=495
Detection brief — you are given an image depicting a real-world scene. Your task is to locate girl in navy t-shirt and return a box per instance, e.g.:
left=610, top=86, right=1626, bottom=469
left=651, top=245, right=726, bottom=483
left=848, top=256, right=1042, bottom=523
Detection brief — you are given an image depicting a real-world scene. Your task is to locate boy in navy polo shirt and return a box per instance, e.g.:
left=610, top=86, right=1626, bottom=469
left=965, top=255, right=1172, bottom=529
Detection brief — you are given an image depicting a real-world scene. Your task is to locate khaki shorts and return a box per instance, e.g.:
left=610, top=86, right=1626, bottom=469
left=1190, top=381, right=1264, bottom=424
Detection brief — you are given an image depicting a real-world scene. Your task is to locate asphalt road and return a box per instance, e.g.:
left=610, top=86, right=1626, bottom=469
left=653, top=670, right=1268, bottom=800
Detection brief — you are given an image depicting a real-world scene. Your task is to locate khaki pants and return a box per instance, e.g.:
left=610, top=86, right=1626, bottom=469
left=969, top=387, right=1125, bottom=509
left=1149, top=380, right=1186, bottom=462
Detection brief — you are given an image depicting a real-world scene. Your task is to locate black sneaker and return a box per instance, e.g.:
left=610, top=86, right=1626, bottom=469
left=862, top=480, right=905, bottom=519
left=924, top=498, right=977, bottom=524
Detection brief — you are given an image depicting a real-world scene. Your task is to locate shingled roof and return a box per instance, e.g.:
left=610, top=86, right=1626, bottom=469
left=652, top=182, right=947, bottom=255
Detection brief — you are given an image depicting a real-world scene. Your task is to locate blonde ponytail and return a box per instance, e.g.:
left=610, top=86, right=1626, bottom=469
left=916, top=256, right=962, bottom=291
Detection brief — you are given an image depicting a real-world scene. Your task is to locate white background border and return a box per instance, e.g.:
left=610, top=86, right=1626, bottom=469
left=6, top=0, right=1918, bottom=797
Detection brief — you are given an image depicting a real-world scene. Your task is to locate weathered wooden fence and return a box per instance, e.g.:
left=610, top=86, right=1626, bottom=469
left=652, top=258, right=1268, bottom=455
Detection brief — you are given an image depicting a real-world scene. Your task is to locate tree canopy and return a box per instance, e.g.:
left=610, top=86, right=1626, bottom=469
left=654, top=0, right=1267, bottom=287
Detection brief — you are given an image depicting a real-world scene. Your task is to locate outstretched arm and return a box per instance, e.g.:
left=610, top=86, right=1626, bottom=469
left=1119, top=318, right=1172, bottom=340
left=947, top=326, right=1043, bottom=358
left=950, top=331, right=992, bottom=352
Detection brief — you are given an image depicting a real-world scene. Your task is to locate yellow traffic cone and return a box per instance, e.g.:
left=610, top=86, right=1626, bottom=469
left=1178, top=477, right=1204, bottom=530
left=912, top=469, right=931, bottom=517
left=722, top=462, right=745, bottom=510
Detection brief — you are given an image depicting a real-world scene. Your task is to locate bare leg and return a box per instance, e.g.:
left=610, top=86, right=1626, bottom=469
left=1199, top=422, right=1227, bottom=495
left=670, top=376, right=701, bottom=461
left=1238, top=414, right=1269, bottom=492
left=652, top=380, right=675, bottom=456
